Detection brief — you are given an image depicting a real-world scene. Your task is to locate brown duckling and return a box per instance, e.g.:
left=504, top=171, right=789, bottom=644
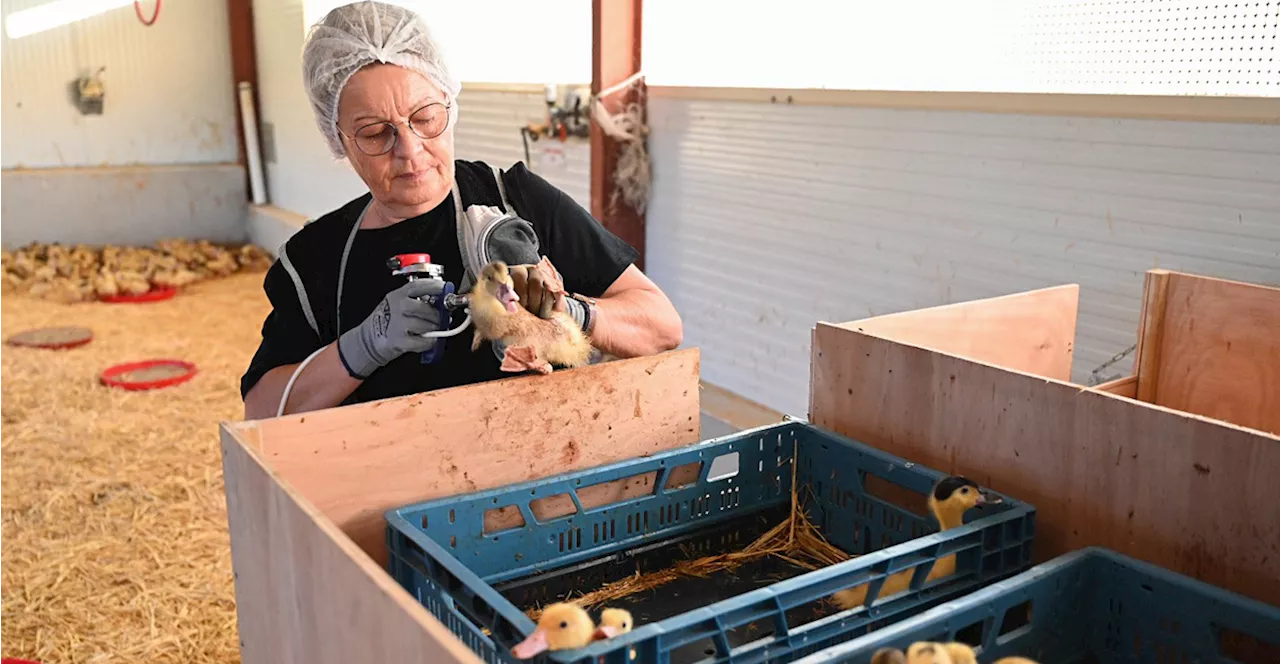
left=469, top=260, right=593, bottom=375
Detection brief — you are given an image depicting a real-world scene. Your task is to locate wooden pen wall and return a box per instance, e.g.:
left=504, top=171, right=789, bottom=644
left=809, top=287, right=1280, bottom=607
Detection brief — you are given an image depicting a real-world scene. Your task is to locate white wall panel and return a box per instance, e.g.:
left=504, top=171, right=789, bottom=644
left=252, top=0, right=366, bottom=219
left=644, top=0, right=1280, bottom=96
left=646, top=97, right=1280, bottom=417
left=454, top=87, right=591, bottom=211
left=0, top=0, right=239, bottom=167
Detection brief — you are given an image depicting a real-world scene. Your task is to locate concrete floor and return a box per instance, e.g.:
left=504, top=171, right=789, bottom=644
left=700, top=412, right=739, bottom=440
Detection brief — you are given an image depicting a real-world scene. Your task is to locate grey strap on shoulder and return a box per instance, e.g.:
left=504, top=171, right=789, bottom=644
left=452, top=182, right=477, bottom=294
left=277, top=242, right=320, bottom=338
left=491, top=164, right=513, bottom=212
left=335, top=200, right=372, bottom=338
left=457, top=166, right=525, bottom=294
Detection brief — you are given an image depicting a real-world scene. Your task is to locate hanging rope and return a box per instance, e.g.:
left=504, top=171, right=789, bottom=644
left=590, top=72, right=651, bottom=216
left=134, top=0, right=161, bottom=26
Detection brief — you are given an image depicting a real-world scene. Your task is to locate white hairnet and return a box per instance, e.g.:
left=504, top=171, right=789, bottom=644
left=302, top=1, right=462, bottom=159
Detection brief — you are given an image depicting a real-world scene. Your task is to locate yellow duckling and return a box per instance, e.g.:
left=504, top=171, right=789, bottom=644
left=470, top=260, right=593, bottom=375
left=594, top=607, right=634, bottom=639
left=905, top=641, right=957, bottom=664
left=874, top=641, right=1036, bottom=664
left=871, top=647, right=907, bottom=664
left=832, top=475, right=1001, bottom=610
left=512, top=603, right=598, bottom=659
left=941, top=642, right=978, bottom=664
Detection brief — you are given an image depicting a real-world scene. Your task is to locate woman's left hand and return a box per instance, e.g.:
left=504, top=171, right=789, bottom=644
left=507, top=256, right=566, bottom=319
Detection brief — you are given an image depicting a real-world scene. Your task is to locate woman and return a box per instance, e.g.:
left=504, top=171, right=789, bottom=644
left=240, top=1, right=682, bottom=419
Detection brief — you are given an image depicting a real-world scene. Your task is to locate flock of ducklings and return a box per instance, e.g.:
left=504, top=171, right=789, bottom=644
left=1, top=239, right=273, bottom=303
left=511, top=604, right=633, bottom=658
left=511, top=476, right=1042, bottom=663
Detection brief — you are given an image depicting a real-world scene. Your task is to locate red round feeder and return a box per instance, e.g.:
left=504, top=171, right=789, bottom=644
left=100, top=286, right=177, bottom=304
left=6, top=326, right=94, bottom=350
left=100, top=359, right=197, bottom=391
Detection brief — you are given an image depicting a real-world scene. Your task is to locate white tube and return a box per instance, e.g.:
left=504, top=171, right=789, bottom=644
left=238, top=81, right=268, bottom=205
left=277, top=344, right=327, bottom=418
left=275, top=315, right=473, bottom=418
left=420, top=314, right=472, bottom=339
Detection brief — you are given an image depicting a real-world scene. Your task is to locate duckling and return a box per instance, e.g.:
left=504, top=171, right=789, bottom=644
left=871, top=647, right=908, bottom=664
left=469, top=260, right=594, bottom=375
left=904, top=641, right=957, bottom=664
left=593, top=607, right=634, bottom=639
left=941, top=642, right=978, bottom=664
left=831, top=475, right=1001, bottom=610
left=511, top=602, right=599, bottom=659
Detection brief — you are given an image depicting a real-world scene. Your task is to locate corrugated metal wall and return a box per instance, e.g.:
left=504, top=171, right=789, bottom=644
left=645, top=96, right=1280, bottom=417
left=454, top=87, right=591, bottom=210
left=0, top=0, right=239, bottom=168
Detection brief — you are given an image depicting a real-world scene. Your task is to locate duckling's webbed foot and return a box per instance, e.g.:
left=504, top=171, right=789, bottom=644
left=500, top=345, right=553, bottom=374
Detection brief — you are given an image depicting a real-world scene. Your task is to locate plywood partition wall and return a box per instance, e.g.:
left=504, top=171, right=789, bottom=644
left=221, top=423, right=483, bottom=664
left=1134, top=270, right=1280, bottom=435
left=809, top=318, right=1280, bottom=607
left=841, top=284, right=1079, bottom=381
left=220, top=349, right=702, bottom=664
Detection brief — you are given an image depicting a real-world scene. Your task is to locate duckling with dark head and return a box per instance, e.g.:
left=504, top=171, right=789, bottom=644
left=928, top=475, right=1002, bottom=530
left=831, top=474, right=1002, bottom=611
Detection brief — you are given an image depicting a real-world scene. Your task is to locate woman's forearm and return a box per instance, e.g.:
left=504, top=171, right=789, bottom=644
left=243, top=343, right=364, bottom=419
left=590, top=286, right=683, bottom=359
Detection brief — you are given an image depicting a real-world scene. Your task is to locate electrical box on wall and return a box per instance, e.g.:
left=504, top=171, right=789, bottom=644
left=71, top=67, right=106, bottom=115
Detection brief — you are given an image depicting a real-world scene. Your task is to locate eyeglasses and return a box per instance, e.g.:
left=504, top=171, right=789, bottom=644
left=340, top=102, right=452, bottom=156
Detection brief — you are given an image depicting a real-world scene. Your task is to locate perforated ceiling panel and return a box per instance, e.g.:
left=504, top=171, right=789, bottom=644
left=1012, top=1, right=1280, bottom=95
left=643, top=0, right=1279, bottom=95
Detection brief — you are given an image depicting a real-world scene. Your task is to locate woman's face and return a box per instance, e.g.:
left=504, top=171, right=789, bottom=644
left=336, top=63, right=455, bottom=216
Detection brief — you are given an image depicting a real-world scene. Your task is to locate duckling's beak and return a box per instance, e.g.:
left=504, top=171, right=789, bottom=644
left=497, top=282, right=520, bottom=313
left=976, top=489, right=1002, bottom=505
left=593, top=625, right=621, bottom=640
left=511, top=627, right=549, bottom=659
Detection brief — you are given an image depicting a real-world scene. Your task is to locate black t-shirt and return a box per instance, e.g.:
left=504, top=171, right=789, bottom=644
left=239, top=159, right=639, bottom=406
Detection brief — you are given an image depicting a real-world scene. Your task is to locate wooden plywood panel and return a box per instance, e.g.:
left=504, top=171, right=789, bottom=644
left=220, top=423, right=482, bottom=664
left=1134, top=269, right=1172, bottom=403
left=1147, top=272, right=1280, bottom=435
left=1093, top=375, right=1137, bottom=398
left=809, top=322, right=1280, bottom=607
left=839, top=284, right=1079, bottom=381
left=253, top=349, right=701, bottom=564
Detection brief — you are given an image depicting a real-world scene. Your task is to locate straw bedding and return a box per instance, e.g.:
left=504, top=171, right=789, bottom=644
left=527, top=446, right=853, bottom=622
left=1, top=270, right=271, bottom=663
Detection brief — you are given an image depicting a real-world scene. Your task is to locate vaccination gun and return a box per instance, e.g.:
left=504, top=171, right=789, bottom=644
left=386, top=253, right=470, bottom=364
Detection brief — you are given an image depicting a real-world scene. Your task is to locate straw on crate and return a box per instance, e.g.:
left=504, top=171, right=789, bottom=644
left=526, top=442, right=852, bottom=621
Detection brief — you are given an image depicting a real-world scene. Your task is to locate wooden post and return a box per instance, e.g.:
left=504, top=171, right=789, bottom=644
left=1133, top=269, right=1171, bottom=404
left=591, top=0, right=645, bottom=270
left=227, top=0, right=260, bottom=193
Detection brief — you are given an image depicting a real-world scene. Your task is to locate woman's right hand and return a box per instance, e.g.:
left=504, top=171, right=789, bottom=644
left=337, top=279, right=446, bottom=378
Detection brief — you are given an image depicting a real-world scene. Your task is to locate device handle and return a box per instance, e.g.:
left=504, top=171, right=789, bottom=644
left=419, top=281, right=456, bottom=364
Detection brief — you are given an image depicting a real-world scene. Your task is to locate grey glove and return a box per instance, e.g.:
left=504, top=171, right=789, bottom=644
left=337, top=279, right=446, bottom=379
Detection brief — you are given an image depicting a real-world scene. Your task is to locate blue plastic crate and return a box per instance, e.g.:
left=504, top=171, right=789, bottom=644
left=794, top=547, right=1280, bottom=664
left=384, top=420, right=1037, bottom=663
